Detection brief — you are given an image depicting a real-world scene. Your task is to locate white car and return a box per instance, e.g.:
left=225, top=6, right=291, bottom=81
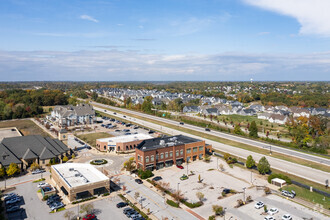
left=254, top=201, right=264, bottom=209
left=282, top=214, right=292, bottom=220
left=268, top=208, right=279, bottom=215
left=37, top=182, right=49, bottom=188
left=264, top=216, right=275, bottom=220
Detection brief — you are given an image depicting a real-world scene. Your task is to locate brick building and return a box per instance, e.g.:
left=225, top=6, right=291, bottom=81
left=96, top=133, right=153, bottom=152
left=135, top=135, right=212, bottom=171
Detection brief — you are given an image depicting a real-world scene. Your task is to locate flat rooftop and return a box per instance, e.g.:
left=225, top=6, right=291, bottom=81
left=52, top=163, right=109, bottom=188
left=97, top=133, right=153, bottom=145
left=0, top=127, right=21, bottom=141
left=137, top=135, right=202, bottom=151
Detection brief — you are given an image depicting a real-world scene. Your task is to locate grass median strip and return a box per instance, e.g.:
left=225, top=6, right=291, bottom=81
left=93, top=104, right=330, bottom=173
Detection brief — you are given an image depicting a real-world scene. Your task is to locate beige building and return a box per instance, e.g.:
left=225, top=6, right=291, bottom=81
left=51, top=163, right=110, bottom=202
left=96, top=133, right=153, bottom=152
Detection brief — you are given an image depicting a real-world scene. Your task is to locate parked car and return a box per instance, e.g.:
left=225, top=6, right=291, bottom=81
left=5, top=197, right=21, bottom=205
left=264, top=216, right=275, bottom=220
left=180, top=174, right=189, bottom=181
left=179, top=122, right=184, bottom=125
left=152, top=176, right=162, bottom=182
left=148, top=130, right=154, bottom=134
left=104, top=110, right=107, bottom=112
left=116, top=202, right=128, bottom=208
left=205, top=128, right=211, bottom=131
left=268, top=208, right=279, bottom=215
left=32, top=169, right=45, bottom=174
left=282, top=190, right=295, bottom=198
left=222, top=188, right=231, bottom=194
left=83, top=214, right=96, bottom=220
left=135, top=179, right=143, bottom=184
left=6, top=205, right=20, bottom=213
left=123, top=207, right=133, bottom=214
left=176, top=164, right=184, bottom=169
left=115, top=129, right=121, bottom=132
left=282, top=214, right=292, bottom=220
left=37, top=182, right=49, bottom=188
left=130, top=213, right=142, bottom=219
left=3, top=193, right=17, bottom=201
left=125, top=133, right=131, bottom=135
left=133, top=126, right=139, bottom=129
left=50, top=202, right=64, bottom=211
left=254, top=201, right=264, bottom=209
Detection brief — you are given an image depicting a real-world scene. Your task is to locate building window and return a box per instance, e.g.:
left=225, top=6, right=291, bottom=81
left=176, top=150, right=179, bottom=156
left=138, top=155, right=140, bottom=161
left=165, top=152, right=168, bottom=158
left=187, top=156, right=191, bottom=162
left=180, top=149, right=183, bottom=155
left=186, top=148, right=191, bottom=154
left=141, top=157, right=143, bottom=162
left=42, top=160, right=45, bottom=164
left=199, top=146, right=204, bottom=151
left=151, top=155, right=154, bottom=162
left=169, top=151, right=173, bottom=157
left=199, top=154, right=203, bottom=159
left=146, top=156, right=149, bottom=163
left=160, top=153, right=164, bottom=159
left=193, top=147, right=197, bottom=153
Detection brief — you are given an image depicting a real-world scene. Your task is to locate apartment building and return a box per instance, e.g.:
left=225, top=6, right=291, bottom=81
left=135, top=135, right=212, bottom=171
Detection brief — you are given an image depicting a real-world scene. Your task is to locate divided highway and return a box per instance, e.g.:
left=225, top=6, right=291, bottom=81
left=91, top=101, right=330, bottom=185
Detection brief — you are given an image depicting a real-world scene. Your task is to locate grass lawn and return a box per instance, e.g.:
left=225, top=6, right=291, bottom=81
left=0, top=119, right=50, bottom=137
left=282, top=185, right=330, bottom=210
left=77, top=132, right=113, bottom=148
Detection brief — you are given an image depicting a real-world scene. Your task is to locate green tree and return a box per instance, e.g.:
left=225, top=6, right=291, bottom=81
left=249, top=121, right=258, bottom=138
left=257, top=156, right=271, bottom=174
left=6, top=163, right=20, bottom=176
left=91, top=92, right=98, bottom=101
left=0, top=166, right=5, bottom=178
left=212, top=205, right=223, bottom=216
left=141, top=96, right=153, bottom=113
left=246, top=155, right=255, bottom=169
left=234, top=124, right=244, bottom=135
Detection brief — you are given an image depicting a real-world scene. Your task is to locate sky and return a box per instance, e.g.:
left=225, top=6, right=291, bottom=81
left=0, top=0, right=330, bottom=81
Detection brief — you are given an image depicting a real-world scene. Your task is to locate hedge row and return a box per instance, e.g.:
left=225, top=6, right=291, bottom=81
left=72, top=196, right=96, bottom=204
left=166, top=199, right=179, bottom=208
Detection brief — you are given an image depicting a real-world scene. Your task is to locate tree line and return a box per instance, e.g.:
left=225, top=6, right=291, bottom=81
left=0, top=89, right=68, bottom=120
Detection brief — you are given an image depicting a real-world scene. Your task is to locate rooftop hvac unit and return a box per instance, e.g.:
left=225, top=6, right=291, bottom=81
left=75, top=173, right=80, bottom=177
left=160, top=140, right=165, bottom=146
left=69, top=168, right=74, bottom=171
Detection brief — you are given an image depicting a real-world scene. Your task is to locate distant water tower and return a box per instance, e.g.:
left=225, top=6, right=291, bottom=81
left=250, top=78, right=253, bottom=83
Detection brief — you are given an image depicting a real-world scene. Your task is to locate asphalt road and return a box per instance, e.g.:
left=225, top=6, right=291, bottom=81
left=91, top=102, right=329, bottom=185
left=91, top=101, right=330, bottom=166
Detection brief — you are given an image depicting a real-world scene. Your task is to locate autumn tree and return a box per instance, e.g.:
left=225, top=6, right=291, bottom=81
left=30, top=161, right=40, bottom=171
left=6, top=163, right=20, bottom=176
left=123, top=157, right=136, bottom=173
left=234, top=124, right=244, bottom=135
left=0, top=167, right=5, bottom=178
left=196, top=192, right=204, bottom=203
left=212, top=205, right=223, bottom=216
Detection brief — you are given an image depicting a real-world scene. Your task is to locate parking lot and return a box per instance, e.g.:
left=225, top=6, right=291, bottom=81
left=229, top=194, right=328, bottom=220
left=152, top=158, right=328, bottom=219
left=3, top=179, right=138, bottom=220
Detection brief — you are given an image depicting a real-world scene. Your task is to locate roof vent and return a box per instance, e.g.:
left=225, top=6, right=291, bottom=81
left=69, top=168, right=74, bottom=171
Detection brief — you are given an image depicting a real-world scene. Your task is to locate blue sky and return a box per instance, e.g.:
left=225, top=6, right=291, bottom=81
left=0, top=0, right=330, bottom=81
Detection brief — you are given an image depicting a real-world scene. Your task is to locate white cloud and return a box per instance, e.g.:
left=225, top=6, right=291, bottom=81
left=80, top=15, right=99, bottom=23
left=243, top=0, right=330, bottom=37
left=0, top=50, right=329, bottom=81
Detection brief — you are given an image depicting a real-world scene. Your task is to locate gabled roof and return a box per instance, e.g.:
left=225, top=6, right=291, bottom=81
left=40, top=147, right=55, bottom=160
left=0, top=144, right=21, bottom=166
left=22, top=148, right=38, bottom=160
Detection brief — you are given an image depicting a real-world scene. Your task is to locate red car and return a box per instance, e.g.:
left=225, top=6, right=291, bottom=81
left=176, top=165, right=184, bottom=169
left=83, top=214, right=96, bottom=220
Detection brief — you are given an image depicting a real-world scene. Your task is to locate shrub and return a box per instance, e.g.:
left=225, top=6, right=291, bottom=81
left=246, top=155, right=255, bottom=169
left=181, top=200, right=203, bottom=208
left=257, top=156, right=271, bottom=174
left=137, top=169, right=154, bottom=179
left=102, top=192, right=110, bottom=197
left=268, top=173, right=292, bottom=184
left=223, top=153, right=230, bottom=161
left=71, top=196, right=96, bottom=204
left=166, top=199, right=179, bottom=208
left=208, top=216, right=215, bottom=220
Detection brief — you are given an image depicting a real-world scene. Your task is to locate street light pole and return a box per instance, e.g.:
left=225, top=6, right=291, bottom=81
left=242, top=187, right=246, bottom=204
left=177, top=183, right=180, bottom=192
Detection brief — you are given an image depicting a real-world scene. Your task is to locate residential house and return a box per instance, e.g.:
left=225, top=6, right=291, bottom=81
left=257, top=112, right=272, bottom=120
left=51, top=104, right=96, bottom=127
left=237, top=109, right=257, bottom=116
left=249, top=104, right=265, bottom=112
left=268, top=114, right=288, bottom=125
left=183, top=106, right=200, bottom=113
left=201, top=108, right=219, bottom=116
